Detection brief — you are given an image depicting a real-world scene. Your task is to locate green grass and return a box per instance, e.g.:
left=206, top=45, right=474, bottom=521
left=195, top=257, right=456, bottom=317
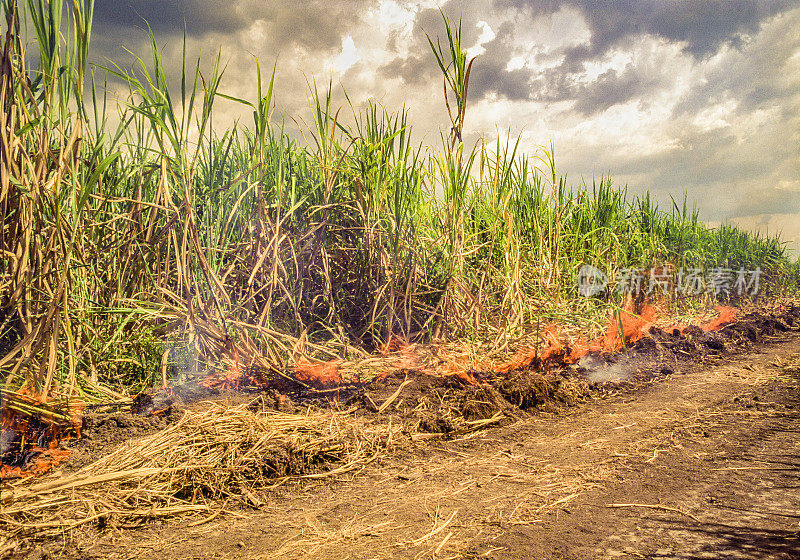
left=1, top=1, right=798, bottom=402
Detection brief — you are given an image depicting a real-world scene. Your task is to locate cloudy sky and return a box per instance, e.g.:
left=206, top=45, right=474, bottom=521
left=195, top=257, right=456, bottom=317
left=86, top=1, right=800, bottom=256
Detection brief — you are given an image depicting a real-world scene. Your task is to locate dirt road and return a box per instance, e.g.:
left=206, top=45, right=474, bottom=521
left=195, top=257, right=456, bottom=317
left=27, top=333, right=800, bottom=560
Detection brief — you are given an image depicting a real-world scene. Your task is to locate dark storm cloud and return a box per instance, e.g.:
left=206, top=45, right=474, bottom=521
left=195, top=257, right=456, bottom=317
left=92, top=1, right=361, bottom=53
left=380, top=2, right=506, bottom=90
left=439, top=0, right=795, bottom=112
left=637, top=0, right=793, bottom=58
left=466, top=44, right=667, bottom=114
left=571, top=62, right=667, bottom=114
left=378, top=6, right=452, bottom=87
left=466, top=22, right=537, bottom=101
left=378, top=55, right=434, bottom=86
left=87, top=0, right=368, bottom=100
left=262, top=3, right=364, bottom=54
left=672, top=7, right=799, bottom=120
left=379, top=2, right=547, bottom=101
left=534, top=0, right=793, bottom=113
left=92, top=0, right=256, bottom=35
left=499, top=0, right=794, bottom=60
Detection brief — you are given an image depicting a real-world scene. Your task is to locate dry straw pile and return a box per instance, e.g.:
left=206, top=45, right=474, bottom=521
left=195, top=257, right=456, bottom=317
left=0, top=401, right=398, bottom=538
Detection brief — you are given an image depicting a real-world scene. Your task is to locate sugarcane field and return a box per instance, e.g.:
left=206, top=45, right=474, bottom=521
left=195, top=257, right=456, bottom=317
left=2, top=2, right=800, bottom=559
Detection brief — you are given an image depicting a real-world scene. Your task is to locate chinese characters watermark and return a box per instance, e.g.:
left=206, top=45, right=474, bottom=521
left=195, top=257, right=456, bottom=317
left=576, top=265, right=761, bottom=297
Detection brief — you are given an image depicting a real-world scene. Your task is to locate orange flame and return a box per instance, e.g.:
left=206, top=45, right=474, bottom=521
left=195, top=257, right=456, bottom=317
left=293, top=359, right=344, bottom=388
left=382, top=337, right=425, bottom=371
left=438, top=362, right=479, bottom=385
left=591, top=303, right=657, bottom=353
left=0, top=444, right=72, bottom=480
left=700, top=305, right=738, bottom=331
left=1, top=390, right=82, bottom=480
left=200, top=365, right=245, bottom=391
left=196, top=304, right=742, bottom=396
left=547, top=303, right=659, bottom=364
left=491, top=324, right=567, bottom=374
left=490, top=301, right=739, bottom=375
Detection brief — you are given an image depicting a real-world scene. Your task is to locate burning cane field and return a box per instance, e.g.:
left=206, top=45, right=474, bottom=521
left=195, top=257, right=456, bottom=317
left=2, top=2, right=800, bottom=559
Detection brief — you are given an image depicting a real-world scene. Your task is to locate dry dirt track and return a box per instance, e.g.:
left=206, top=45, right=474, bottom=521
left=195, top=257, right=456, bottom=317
left=33, top=333, right=800, bottom=560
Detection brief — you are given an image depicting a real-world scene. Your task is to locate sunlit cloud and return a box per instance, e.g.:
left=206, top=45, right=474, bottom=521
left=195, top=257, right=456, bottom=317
left=328, top=36, right=361, bottom=75
left=466, top=21, right=496, bottom=58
